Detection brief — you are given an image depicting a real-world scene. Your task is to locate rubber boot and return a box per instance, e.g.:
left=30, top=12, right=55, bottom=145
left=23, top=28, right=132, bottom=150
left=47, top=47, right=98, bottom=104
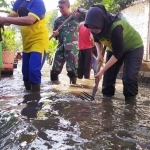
left=67, top=71, right=77, bottom=84
left=103, top=95, right=113, bottom=99
left=31, top=84, right=40, bottom=92
left=125, top=96, right=136, bottom=101
left=19, top=92, right=41, bottom=104
left=70, top=77, right=77, bottom=84
left=24, top=81, right=31, bottom=90
left=50, top=70, right=60, bottom=84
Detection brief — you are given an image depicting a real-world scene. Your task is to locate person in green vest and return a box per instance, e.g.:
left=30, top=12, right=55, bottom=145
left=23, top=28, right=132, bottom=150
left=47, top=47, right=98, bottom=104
left=84, top=5, right=144, bottom=101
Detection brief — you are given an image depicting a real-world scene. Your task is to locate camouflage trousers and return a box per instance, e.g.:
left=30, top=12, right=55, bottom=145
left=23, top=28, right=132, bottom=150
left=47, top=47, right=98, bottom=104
left=51, top=43, right=79, bottom=76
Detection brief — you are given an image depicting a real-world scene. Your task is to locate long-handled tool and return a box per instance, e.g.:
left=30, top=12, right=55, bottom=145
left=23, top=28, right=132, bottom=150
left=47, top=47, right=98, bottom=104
left=49, top=13, right=75, bottom=40
left=91, top=53, right=104, bottom=99
left=77, top=46, right=106, bottom=101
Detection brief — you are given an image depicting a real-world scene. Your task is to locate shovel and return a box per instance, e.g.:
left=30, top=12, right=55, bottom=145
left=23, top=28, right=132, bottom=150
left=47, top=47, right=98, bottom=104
left=91, top=56, right=103, bottom=99
left=77, top=46, right=106, bottom=101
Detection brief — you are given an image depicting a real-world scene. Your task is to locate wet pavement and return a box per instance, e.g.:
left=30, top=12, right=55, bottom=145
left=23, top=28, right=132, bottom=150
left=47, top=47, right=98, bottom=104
left=0, top=61, right=150, bottom=150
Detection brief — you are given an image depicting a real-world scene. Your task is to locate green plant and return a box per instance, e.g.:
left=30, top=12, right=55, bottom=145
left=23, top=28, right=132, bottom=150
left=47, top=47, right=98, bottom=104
left=47, top=39, right=58, bottom=59
left=45, top=9, right=58, bottom=59
left=0, top=0, right=14, bottom=13
left=2, top=26, right=16, bottom=51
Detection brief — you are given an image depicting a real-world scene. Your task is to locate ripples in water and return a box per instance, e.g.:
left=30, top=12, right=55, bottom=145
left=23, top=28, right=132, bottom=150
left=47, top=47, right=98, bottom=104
left=0, top=90, right=150, bottom=149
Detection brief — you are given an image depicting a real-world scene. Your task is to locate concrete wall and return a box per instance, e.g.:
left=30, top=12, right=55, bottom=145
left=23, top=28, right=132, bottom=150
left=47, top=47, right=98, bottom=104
left=121, top=0, right=150, bottom=60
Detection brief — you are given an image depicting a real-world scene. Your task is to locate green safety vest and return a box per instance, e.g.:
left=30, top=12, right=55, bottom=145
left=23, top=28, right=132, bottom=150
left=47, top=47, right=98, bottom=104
left=99, top=18, right=143, bottom=51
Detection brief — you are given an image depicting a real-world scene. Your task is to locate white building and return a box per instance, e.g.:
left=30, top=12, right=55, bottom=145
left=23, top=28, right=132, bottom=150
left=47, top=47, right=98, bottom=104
left=121, top=0, right=150, bottom=61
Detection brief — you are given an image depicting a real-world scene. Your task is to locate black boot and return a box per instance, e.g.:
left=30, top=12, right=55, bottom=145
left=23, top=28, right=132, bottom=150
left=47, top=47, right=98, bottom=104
left=31, top=84, right=40, bottom=92
left=24, top=81, right=31, bottom=90
left=70, top=77, right=77, bottom=84
left=67, top=71, right=77, bottom=84
left=19, top=92, right=41, bottom=104
left=50, top=70, right=60, bottom=84
left=125, top=96, right=136, bottom=101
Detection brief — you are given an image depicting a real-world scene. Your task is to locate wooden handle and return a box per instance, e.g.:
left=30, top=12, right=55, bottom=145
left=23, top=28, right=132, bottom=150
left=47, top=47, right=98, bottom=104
left=49, top=13, right=74, bottom=40
left=49, top=33, right=54, bottom=40
left=96, top=61, right=102, bottom=73
left=57, top=13, right=74, bottom=30
left=93, top=47, right=106, bottom=74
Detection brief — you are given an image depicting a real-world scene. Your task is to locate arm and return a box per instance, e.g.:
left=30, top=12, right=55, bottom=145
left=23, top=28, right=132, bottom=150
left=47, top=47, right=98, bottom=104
left=73, top=7, right=88, bottom=23
left=4, top=2, right=19, bottom=26
left=90, top=33, right=94, bottom=45
left=0, top=15, right=37, bottom=26
left=1, top=0, right=45, bottom=26
left=95, top=25, right=124, bottom=78
left=4, top=12, right=18, bottom=26
left=8, top=12, right=18, bottom=17
left=95, top=42, right=104, bottom=62
left=96, top=55, right=118, bottom=76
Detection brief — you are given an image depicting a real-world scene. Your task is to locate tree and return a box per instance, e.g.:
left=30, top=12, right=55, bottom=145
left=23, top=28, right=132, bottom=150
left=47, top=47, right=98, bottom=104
left=75, top=0, right=101, bottom=9
left=114, top=0, right=136, bottom=12
left=100, top=0, right=119, bottom=13
left=2, top=26, right=16, bottom=51
left=46, top=10, right=58, bottom=34
left=0, top=0, right=14, bottom=13
left=74, top=0, right=137, bottom=13
left=47, top=39, right=58, bottom=59
left=45, top=10, right=59, bottom=59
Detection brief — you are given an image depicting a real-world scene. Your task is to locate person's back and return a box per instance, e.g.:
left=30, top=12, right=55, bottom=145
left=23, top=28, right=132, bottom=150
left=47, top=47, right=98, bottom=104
left=77, top=23, right=93, bottom=79
left=78, top=24, right=93, bottom=50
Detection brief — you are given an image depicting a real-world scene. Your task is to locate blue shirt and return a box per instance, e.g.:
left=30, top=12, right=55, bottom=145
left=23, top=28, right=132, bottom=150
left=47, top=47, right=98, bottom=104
left=12, top=0, right=46, bottom=20
left=11, top=0, right=49, bottom=53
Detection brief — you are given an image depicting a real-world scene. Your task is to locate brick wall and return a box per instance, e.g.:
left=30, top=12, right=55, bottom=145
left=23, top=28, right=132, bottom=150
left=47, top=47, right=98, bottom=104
left=121, top=0, right=150, bottom=60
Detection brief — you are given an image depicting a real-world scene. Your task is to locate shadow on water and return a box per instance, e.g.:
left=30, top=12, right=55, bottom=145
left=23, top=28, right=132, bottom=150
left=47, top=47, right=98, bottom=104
left=20, top=93, right=43, bottom=119
left=0, top=62, right=150, bottom=149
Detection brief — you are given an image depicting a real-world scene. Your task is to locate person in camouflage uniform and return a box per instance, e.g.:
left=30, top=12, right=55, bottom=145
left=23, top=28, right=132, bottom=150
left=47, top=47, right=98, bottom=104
left=50, top=0, right=87, bottom=84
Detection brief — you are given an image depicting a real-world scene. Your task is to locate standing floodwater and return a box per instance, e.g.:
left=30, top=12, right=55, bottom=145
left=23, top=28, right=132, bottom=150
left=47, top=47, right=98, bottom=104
left=0, top=61, right=150, bottom=149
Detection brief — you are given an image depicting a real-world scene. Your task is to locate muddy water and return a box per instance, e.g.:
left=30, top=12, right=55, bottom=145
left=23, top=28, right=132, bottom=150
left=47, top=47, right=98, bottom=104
left=0, top=61, right=150, bottom=150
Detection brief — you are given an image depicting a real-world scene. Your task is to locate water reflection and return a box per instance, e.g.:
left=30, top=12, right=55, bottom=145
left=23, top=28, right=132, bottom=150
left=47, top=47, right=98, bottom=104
left=20, top=93, right=43, bottom=119
left=0, top=90, right=150, bottom=149
left=21, top=100, right=43, bottom=119
left=1, top=62, right=150, bottom=149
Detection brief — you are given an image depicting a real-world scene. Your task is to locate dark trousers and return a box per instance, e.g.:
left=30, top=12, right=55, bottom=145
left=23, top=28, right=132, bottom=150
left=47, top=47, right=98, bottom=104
left=77, top=48, right=92, bottom=79
left=102, top=46, right=144, bottom=97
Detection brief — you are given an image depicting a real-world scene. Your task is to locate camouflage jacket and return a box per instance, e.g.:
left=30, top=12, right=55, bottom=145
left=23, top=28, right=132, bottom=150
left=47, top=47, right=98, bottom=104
left=53, top=8, right=87, bottom=46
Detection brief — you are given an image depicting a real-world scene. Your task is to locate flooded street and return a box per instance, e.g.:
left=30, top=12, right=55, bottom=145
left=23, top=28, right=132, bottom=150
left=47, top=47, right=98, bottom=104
left=0, top=61, right=150, bottom=150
